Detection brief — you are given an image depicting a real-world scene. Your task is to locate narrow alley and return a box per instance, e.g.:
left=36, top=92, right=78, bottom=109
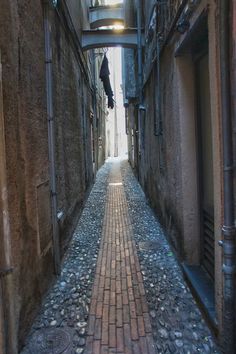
left=21, top=159, right=218, bottom=354
left=1, top=0, right=236, bottom=353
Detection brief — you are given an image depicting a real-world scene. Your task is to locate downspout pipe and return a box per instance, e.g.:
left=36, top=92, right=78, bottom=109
left=137, top=0, right=143, bottom=155
left=0, top=52, right=17, bottom=354
left=113, top=50, right=118, bottom=157
left=219, top=0, right=236, bottom=352
left=91, top=50, right=98, bottom=176
left=42, top=0, right=60, bottom=275
left=137, top=0, right=143, bottom=105
left=155, top=36, right=162, bottom=136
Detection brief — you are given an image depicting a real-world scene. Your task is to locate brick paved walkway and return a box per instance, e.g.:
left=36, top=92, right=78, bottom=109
left=85, top=162, right=156, bottom=354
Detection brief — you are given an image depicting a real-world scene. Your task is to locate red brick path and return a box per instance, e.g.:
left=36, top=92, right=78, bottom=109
left=85, top=162, right=156, bottom=354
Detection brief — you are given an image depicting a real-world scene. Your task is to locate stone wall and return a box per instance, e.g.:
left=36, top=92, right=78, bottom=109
left=139, top=44, right=184, bottom=255
left=0, top=0, right=106, bottom=351
left=51, top=4, right=94, bottom=249
left=232, top=0, right=236, bottom=220
left=126, top=0, right=224, bottom=332
left=0, top=1, right=51, bottom=348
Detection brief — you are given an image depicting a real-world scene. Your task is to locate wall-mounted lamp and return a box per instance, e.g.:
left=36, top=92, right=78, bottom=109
left=176, top=19, right=190, bottom=34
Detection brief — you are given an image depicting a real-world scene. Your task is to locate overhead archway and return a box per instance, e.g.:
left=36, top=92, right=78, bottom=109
left=89, top=4, right=124, bottom=29
left=82, top=28, right=143, bottom=51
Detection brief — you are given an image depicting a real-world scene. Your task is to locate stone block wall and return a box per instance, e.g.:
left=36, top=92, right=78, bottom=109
left=0, top=0, right=106, bottom=351
left=139, top=44, right=184, bottom=255
left=0, top=1, right=51, bottom=347
left=125, top=0, right=224, bottom=332
left=51, top=5, right=94, bottom=248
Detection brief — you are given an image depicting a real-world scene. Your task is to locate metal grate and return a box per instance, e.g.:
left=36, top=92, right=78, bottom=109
left=27, top=328, right=73, bottom=354
left=138, top=241, right=160, bottom=251
left=202, top=210, right=215, bottom=280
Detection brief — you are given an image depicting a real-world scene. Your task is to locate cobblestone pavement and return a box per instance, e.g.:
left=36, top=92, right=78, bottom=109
left=21, top=162, right=111, bottom=354
left=85, top=162, right=155, bottom=354
left=21, top=158, right=220, bottom=354
left=120, top=160, right=220, bottom=354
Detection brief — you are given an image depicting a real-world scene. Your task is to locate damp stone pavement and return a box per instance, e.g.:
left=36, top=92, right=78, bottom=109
left=21, top=158, right=220, bottom=354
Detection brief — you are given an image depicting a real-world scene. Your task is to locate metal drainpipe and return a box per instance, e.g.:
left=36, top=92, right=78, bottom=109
left=42, top=0, right=60, bottom=275
left=219, top=0, right=236, bottom=352
left=156, top=36, right=162, bottom=136
left=137, top=0, right=143, bottom=156
left=113, top=50, right=118, bottom=157
left=92, top=50, right=98, bottom=176
left=0, top=284, right=5, bottom=354
left=0, top=51, right=17, bottom=354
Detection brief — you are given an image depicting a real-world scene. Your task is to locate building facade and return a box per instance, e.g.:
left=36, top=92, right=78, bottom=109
left=124, top=0, right=235, bottom=351
left=0, top=1, right=106, bottom=353
left=1, top=0, right=235, bottom=352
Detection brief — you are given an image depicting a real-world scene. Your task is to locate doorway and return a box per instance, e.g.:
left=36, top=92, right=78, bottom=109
left=195, top=52, right=215, bottom=281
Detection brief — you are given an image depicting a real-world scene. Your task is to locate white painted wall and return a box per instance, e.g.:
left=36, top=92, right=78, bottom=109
left=106, top=48, right=128, bottom=157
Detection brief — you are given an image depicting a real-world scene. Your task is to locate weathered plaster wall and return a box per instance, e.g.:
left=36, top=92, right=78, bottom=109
left=0, top=0, right=106, bottom=351
left=52, top=7, right=94, bottom=247
left=140, top=44, right=184, bottom=255
left=232, top=0, right=236, bottom=237
left=123, top=0, right=137, bottom=100
left=0, top=0, right=52, bottom=348
left=127, top=0, right=224, bottom=331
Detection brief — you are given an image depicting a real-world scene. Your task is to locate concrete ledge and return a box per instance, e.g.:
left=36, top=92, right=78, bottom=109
left=182, top=263, right=217, bottom=333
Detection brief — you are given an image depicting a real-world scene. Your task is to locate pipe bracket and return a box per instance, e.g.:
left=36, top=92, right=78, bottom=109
left=221, top=239, right=235, bottom=256
left=223, top=165, right=234, bottom=172
left=0, top=267, right=14, bottom=278
left=222, top=225, right=236, bottom=237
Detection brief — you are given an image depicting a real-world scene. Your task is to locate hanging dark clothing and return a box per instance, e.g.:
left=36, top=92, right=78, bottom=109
left=99, top=55, right=114, bottom=109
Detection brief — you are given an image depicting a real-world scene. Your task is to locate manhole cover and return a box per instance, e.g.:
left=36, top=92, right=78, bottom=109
left=138, top=241, right=159, bottom=251
left=28, top=328, right=72, bottom=354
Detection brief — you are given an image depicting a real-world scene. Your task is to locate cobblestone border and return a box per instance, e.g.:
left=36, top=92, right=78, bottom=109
left=21, top=162, right=111, bottom=354
left=121, top=159, right=220, bottom=354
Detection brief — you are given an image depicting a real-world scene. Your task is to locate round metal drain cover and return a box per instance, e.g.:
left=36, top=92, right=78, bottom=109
left=29, top=328, right=72, bottom=353
left=139, top=241, right=159, bottom=251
